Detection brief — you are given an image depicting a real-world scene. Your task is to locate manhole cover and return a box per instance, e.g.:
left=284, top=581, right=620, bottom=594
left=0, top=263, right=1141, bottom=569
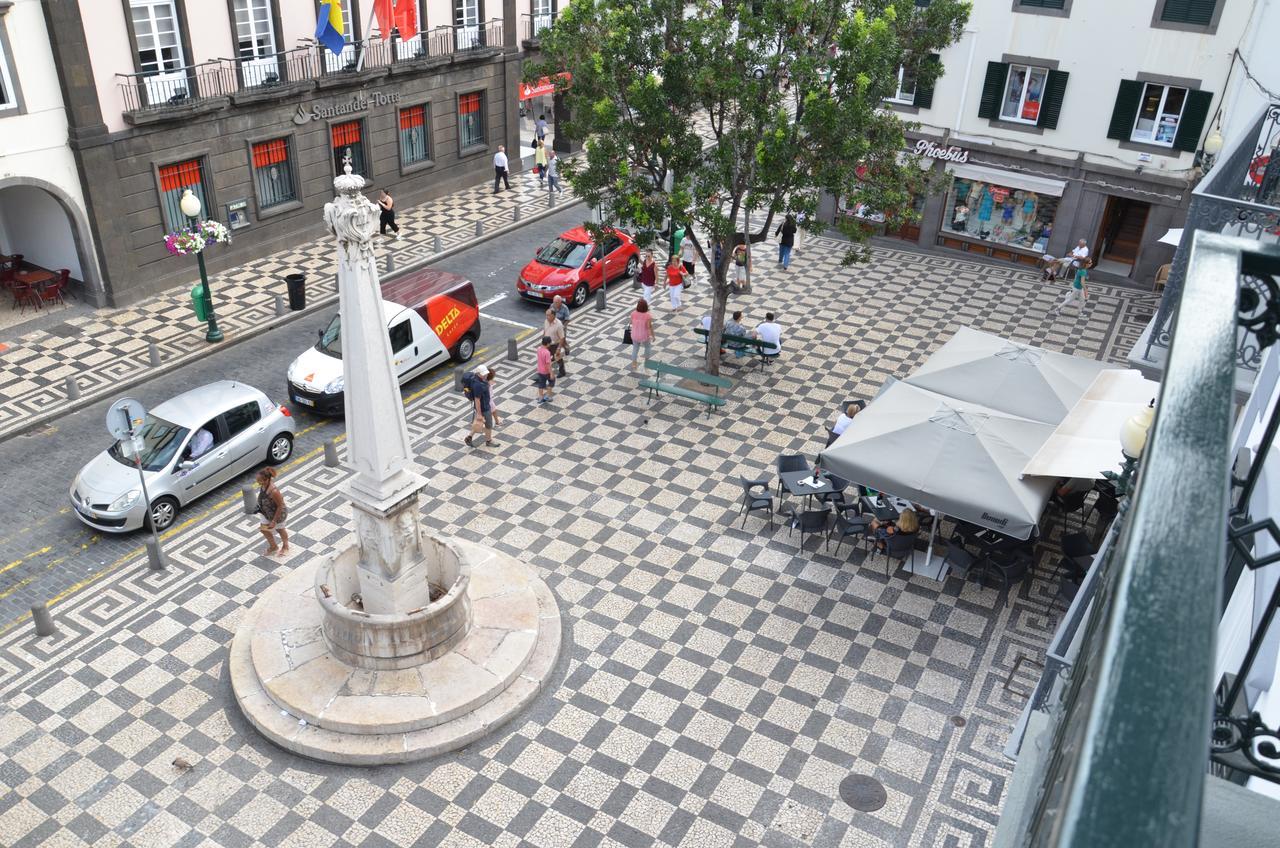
left=839, top=774, right=887, bottom=812
left=42, top=322, right=80, bottom=338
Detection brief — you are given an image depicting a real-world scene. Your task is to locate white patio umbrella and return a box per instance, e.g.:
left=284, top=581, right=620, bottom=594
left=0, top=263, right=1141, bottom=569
left=903, top=327, right=1118, bottom=426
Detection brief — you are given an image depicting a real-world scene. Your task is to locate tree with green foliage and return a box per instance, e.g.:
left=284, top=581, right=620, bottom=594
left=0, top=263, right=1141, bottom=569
left=530, top=0, right=969, bottom=374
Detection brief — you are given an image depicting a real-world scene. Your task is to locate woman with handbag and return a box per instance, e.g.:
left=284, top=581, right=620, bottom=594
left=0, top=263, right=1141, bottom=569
left=628, top=298, right=655, bottom=370
left=534, top=139, right=548, bottom=184
left=255, top=467, right=289, bottom=557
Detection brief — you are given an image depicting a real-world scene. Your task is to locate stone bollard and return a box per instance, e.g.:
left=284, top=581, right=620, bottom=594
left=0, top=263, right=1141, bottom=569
left=65, top=375, right=80, bottom=401
left=385, top=253, right=395, bottom=274
left=549, top=191, right=557, bottom=208
left=31, top=603, right=56, bottom=637
left=453, top=369, right=464, bottom=391
left=596, top=289, right=607, bottom=311
left=146, top=538, right=167, bottom=571
left=324, top=439, right=340, bottom=468
left=242, top=485, right=256, bottom=515
left=507, top=338, right=518, bottom=361
left=475, top=220, right=483, bottom=238
left=433, top=234, right=443, bottom=254
left=275, top=294, right=286, bottom=317
left=513, top=204, right=521, bottom=223
left=148, top=342, right=162, bottom=368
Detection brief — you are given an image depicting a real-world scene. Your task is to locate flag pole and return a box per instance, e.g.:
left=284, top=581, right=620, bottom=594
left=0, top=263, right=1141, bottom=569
left=354, top=1, right=380, bottom=72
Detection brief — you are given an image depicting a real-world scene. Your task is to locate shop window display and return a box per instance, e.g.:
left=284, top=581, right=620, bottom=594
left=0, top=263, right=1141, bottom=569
left=942, top=177, right=1059, bottom=251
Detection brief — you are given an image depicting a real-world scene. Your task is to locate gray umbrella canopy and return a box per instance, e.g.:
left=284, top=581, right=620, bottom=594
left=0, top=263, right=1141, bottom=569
left=903, top=327, right=1117, bottom=425
left=819, top=381, right=1056, bottom=539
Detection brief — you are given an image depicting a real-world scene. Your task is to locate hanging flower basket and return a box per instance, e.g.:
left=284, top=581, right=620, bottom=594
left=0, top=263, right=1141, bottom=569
left=163, top=219, right=232, bottom=256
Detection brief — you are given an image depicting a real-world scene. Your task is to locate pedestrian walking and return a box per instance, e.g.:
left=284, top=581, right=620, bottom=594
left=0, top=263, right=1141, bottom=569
left=793, top=211, right=806, bottom=255
left=535, top=336, right=556, bottom=403
left=775, top=215, right=797, bottom=270
left=629, top=298, right=654, bottom=369
left=552, top=294, right=571, bottom=357
left=463, top=365, right=499, bottom=447
left=546, top=151, right=564, bottom=195
left=255, top=467, right=289, bottom=557
left=681, top=232, right=697, bottom=282
left=535, top=114, right=548, bottom=142
left=666, top=257, right=686, bottom=311
left=534, top=139, right=548, bottom=184
left=378, top=190, right=399, bottom=239
left=637, top=251, right=657, bottom=303
left=1052, top=258, right=1091, bottom=316
left=542, top=307, right=567, bottom=376
left=731, top=243, right=750, bottom=293
left=493, top=146, right=511, bottom=193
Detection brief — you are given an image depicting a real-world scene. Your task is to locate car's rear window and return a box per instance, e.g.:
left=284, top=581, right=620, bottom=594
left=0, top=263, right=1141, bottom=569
left=538, top=238, right=590, bottom=268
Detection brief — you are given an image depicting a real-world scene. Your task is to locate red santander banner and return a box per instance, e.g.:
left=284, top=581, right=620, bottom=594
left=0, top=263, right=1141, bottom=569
left=518, top=73, right=572, bottom=101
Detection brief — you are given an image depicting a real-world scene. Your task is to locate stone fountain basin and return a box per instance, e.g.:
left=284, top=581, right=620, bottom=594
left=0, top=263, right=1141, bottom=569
left=316, top=534, right=471, bottom=670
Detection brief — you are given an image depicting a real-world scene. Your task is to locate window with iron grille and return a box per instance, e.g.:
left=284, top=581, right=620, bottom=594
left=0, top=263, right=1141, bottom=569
left=251, top=138, right=296, bottom=208
left=459, top=92, right=484, bottom=149
left=158, top=159, right=209, bottom=231
left=331, top=120, right=367, bottom=177
left=399, top=105, right=430, bottom=165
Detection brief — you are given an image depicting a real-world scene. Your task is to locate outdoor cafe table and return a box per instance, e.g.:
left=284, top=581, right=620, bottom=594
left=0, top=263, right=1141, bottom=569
left=861, top=495, right=901, bottom=522
left=13, top=270, right=54, bottom=287
left=780, top=469, right=835, bottom=509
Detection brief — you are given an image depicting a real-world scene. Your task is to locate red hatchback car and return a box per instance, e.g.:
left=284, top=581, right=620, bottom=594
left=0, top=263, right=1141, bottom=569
left=517, top=227, right=641, bottom=307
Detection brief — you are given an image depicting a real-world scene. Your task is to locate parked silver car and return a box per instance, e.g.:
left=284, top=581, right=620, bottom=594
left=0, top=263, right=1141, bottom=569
left=70, top=381, right=295, bottom=533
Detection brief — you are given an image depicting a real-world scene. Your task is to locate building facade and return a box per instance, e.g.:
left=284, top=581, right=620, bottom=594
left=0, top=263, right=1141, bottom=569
left=0, top=0, right=102, bottom=302
left=42, top=0, right=556, bottom=307
left=825, top=0, right=1250, bottom=285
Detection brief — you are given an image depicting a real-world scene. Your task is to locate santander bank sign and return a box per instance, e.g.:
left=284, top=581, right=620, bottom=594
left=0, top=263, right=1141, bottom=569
left=914, top=139, right=969, bottom=164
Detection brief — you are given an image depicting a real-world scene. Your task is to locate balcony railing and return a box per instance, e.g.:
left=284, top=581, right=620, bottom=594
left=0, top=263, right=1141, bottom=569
left=117, top=22, right=506, bottom=118
left=116, top=60, right=235, bottom=113
left=1138, top=104, right=1280, bottom=377
left=996, top=233, right=1280, bottom=845
left=521, top=10, right=557, bottom=43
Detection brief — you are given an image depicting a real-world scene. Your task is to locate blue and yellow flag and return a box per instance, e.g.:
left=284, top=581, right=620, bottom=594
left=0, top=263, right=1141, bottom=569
left=316, top=1, right=346, bottom=55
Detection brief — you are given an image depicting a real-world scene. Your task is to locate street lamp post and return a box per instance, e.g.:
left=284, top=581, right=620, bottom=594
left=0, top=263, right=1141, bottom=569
left=180, top=189, right=224, bottom=343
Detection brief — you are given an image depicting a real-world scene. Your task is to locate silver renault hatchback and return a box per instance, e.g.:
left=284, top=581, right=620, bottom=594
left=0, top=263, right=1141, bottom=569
left=70, top=381, right=296, bottom=533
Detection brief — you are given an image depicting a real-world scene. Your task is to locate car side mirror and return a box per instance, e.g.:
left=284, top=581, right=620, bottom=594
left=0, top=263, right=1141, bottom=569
left=177, top=460, right=195, bottom=471
left=317, top=328, right=324, bottom=340
left=584, top=260, right=595, bottom=269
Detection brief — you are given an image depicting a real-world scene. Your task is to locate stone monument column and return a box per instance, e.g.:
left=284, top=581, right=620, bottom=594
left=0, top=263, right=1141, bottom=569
left=325, top=161, right=433, bottom=614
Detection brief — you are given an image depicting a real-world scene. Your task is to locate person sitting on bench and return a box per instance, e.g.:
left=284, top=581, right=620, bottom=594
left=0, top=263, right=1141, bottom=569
left=754, top=312, right=782, bottom=357
left=725, top=310, right=750, bottom=357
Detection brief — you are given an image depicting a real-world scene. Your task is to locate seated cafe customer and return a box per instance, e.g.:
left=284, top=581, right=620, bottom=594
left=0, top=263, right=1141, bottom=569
left=869, top=508, right=919, bottom=550
left=832, top=403, right=861, bottom=437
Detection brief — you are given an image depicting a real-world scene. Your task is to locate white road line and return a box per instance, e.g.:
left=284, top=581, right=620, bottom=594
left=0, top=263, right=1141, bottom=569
left=479, top=293, right=508, bottom=308
left=482, top=313, right=539, bottom=330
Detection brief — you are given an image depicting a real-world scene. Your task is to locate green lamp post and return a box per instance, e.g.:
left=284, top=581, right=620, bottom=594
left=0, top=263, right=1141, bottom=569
left=179, top=189, right=224, bottom=343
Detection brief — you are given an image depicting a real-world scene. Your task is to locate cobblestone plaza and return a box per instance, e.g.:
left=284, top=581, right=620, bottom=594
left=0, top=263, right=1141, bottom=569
left=0, top=238, right=1157, bottom=847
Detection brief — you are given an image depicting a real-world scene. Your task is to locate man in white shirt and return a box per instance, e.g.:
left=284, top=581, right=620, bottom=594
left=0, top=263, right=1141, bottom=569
left=493, top=146, right=510, bottom=193
left=754, top=312, right=782, bottom=357
left=701, top=314, right=712, bottom=331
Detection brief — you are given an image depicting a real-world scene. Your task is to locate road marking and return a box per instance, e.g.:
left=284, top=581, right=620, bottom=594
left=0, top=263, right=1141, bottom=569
left=0, top=547, right=52, bottom=580
left=478, top=293, right=508, bottom=308
left=482, top=314, right=539, bottom=330
left=0, top=338, right=539, bottom=634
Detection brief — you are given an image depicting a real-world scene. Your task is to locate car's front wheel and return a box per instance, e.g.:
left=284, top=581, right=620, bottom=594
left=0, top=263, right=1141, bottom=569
left=571, top=283, right=589, bottom=308
left=624, top=255, right=639, bottom=278
left=268, top=433, right=293, bottom=465
left=148, top=496, right=179, bottom=532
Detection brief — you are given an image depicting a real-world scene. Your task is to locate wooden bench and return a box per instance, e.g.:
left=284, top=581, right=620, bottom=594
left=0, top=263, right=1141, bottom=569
left=694, top=327, right=779, bottom=370
left=639, top=359, right=731, bottom=416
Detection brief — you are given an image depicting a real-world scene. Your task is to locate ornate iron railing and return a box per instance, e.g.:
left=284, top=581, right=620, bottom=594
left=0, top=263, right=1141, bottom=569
left=230, top=46, right=317, bottom=89
left=116, top=60, right=235, bottom=113
left=1142, top=105, right=1280, bottom=373
left=1000, top=233, right=1280, bottom=846
left=521, top=10, right=557, bottom=42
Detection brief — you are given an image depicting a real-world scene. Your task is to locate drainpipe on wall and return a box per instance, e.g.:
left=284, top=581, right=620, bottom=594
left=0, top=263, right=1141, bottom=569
left=952, top=30, right=979, bottom=139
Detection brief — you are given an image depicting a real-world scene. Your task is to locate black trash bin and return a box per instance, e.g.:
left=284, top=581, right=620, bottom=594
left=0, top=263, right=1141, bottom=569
left=284, top=273, right=306, bottom=311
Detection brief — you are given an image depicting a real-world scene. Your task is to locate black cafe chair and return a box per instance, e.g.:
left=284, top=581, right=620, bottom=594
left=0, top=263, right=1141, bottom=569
left=738, top=476, right=775, bottom=531
left=776, top=454, right=807, bottom=500
left=878, top=531, right=918, bottom=578
left=828, top=511, right=871, bottom=557
left=781, top=505, right=830, bottom=551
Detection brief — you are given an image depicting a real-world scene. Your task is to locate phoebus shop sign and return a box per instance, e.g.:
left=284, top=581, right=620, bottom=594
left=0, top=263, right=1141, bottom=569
left=914, top=139, right=969, bottom=164
left=293, top=91, right=403, bottom=125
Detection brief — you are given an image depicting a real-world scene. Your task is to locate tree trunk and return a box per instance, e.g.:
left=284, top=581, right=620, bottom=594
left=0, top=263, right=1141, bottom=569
left=704, top=236, right=732, bottom=376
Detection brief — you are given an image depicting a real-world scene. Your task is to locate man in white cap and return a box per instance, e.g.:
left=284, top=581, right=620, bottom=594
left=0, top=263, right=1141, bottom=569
left=463, top=365, right=500, bottom=447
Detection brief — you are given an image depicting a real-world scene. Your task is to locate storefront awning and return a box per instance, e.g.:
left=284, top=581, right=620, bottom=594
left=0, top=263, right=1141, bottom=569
left=946, top=163, right=1066, bottom=198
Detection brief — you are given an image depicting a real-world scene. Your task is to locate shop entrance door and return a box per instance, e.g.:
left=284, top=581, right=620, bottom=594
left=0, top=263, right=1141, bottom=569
left=1096, top=195, right=1150, bottom=270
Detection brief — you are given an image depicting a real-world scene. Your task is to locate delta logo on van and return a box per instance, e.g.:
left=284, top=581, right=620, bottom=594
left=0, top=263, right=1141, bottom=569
left=427, top=294, right=478, bottom=350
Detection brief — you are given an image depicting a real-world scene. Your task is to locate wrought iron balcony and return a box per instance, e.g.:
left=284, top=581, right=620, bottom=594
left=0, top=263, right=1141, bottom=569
left=230, top=46, right=318, bottom=90
left=116, top=60, right=235, bottom=117
left=521, top=10, right=557, bottom=44
left=996, top=233, right=1280, bottom=846
left=1134, top=104, right=1280, bottom=386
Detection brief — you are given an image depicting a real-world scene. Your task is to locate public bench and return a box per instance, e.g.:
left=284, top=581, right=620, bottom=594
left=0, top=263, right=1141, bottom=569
left=640, top=359, right=731, bottom=416
left=693, top=327, right=779, bottom=370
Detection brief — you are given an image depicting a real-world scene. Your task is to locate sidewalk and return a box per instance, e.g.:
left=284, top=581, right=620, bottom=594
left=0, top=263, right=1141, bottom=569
left=0, top=170, right=581, bottom=442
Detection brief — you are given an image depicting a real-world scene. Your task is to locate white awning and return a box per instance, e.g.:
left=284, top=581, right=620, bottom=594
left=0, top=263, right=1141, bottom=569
left=1020, top=370, right=1161, bottom=479
left=946, top=162, right=1067, bottom=197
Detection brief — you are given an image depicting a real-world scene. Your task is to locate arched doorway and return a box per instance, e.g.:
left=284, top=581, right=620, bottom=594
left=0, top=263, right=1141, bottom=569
left=0, top=178, right=102, bottom=305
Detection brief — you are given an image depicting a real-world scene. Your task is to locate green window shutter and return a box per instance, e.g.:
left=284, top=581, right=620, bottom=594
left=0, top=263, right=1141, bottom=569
left=1106, top=79, right=1145, bottom=140
left=1173, top=89, right=1214, bottom=152
left=977, top=62, right=1008, bottom=121
left=1018, top=0, right=1066, bottom=8
left=1037, top=70, right=1069, bottom=129
left=1161, top=0, right=1217, bottom=25
left=913, top=55, right=941, bottom=110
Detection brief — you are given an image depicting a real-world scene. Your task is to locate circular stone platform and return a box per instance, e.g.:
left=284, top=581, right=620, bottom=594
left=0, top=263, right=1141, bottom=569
left=229, top=538, right=561, bottom=764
